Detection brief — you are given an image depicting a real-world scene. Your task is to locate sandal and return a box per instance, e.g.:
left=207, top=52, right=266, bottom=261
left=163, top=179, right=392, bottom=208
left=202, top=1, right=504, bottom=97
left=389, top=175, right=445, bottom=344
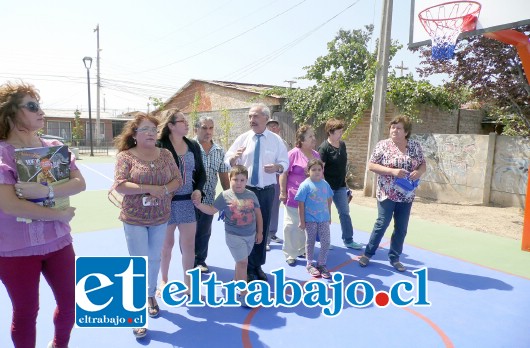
left=133, top=327, right=147, bottom=339
left=358, top=255, right=370, bottom=267
left=317, top=265, right=331, bottom=279
left=148, top=297, right=160, bottom=318
left=391, top=261, right=406, bottom=272
left=306, top=264, right=321, bottom=277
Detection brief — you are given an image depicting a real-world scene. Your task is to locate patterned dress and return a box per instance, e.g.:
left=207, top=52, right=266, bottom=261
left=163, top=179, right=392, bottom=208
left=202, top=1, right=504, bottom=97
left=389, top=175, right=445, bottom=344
left=169, top=150, right=197, bottom=224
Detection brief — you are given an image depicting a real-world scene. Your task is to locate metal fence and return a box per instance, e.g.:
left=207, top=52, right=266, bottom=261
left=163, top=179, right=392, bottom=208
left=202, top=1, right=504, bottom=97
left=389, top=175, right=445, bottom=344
left=71, top=139, right=113, bottom=156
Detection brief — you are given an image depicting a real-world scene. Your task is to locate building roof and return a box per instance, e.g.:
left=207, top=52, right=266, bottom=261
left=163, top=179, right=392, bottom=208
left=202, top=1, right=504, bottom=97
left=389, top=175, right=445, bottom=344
left=43, top=109, right=134, bottom=121
left=167, top=79, right=286, bottom=102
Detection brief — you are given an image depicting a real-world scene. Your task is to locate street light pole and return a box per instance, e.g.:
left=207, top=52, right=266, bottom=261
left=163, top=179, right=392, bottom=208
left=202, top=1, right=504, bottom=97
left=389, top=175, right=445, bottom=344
left=83, top=56, right=94, bottom=157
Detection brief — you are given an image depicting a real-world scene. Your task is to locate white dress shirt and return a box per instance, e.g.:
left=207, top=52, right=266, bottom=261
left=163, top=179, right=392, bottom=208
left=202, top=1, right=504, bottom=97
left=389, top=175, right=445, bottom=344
left=225, top=129, right=289, bottom=188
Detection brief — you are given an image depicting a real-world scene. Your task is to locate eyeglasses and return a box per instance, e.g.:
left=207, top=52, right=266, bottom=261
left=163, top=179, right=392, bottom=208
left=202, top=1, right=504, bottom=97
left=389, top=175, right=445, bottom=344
left=136, top=126, right=158, bottom=134
left=19, top=101, right=41, bottom=113
left=173, top=119, right=187, bottom=124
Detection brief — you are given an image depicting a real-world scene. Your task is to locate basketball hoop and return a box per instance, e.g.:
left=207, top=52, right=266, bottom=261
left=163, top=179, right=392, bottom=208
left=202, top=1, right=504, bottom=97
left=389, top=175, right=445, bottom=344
left=418, top=1, right=481, bottom=60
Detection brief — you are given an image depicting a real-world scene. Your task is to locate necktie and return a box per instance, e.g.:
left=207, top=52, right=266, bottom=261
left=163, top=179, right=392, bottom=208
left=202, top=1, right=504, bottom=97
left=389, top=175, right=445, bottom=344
left=251, top=134, right=263, bottom=186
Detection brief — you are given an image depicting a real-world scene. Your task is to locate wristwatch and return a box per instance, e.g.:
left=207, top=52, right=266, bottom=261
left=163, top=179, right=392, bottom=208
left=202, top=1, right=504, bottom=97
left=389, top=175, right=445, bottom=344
left=47, top=185, right=55, bottom=200
left=276, top=164, right=284, bottom=173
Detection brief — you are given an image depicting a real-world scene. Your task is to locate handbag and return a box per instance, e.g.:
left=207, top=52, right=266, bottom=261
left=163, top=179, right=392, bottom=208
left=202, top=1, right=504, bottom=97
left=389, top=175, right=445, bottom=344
left=395, top=176, right=420, bottom=191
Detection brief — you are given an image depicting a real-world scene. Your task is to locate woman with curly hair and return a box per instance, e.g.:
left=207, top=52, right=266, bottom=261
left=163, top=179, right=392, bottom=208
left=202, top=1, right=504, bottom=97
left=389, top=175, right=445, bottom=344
left=110, top=112, right=182, bottom=339
left=0, top=81, right=86, bottom=348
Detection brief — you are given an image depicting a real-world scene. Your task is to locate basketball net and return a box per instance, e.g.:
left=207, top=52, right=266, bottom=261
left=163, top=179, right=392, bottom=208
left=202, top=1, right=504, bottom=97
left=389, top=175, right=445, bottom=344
left=419, top=1, right=482, bottom=60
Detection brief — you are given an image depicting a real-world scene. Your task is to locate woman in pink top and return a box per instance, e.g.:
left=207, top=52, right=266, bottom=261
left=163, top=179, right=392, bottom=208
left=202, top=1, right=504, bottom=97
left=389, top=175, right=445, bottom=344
left=279, top=125, right=320, bottom=266
left=0, top=82, right=86, bottom=348
left=110, top=113, right=182, bottom=339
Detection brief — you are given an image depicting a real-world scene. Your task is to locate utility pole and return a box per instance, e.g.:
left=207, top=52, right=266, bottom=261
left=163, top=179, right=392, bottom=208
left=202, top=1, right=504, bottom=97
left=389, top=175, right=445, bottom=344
left=284, top=80, right=297, bottom=88
left=363, top=0, right=393, bottom=197
left=395, top=60, right=409, bottom=77
left=94, top=24, right=101, bottom=145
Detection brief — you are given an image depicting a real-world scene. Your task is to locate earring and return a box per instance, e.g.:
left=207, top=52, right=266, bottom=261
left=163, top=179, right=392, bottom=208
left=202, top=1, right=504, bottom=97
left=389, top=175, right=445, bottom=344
left=133, top=138, right=137, bottom=145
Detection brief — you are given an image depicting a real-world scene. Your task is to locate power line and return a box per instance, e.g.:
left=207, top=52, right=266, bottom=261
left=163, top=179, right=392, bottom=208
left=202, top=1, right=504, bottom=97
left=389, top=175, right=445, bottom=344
left=223, top=0, right=362, bottom=81
left=137, top=0, right=235, bottom=49
left=137, top=0, right=308, bottom=73
left=133, top=0, right=281, bottom=63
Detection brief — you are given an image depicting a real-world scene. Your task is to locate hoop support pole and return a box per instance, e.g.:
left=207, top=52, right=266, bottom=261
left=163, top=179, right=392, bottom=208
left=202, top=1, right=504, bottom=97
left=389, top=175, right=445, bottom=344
left=521, top=164, right=530, bottom=252
left=484, top=29, right=530, bottom=85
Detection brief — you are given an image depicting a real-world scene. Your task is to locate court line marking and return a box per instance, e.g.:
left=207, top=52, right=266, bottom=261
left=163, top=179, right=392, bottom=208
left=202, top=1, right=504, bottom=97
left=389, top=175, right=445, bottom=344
left=241, top=240, right=453, bottom=348
left=78, top=163, right=114, bottom=182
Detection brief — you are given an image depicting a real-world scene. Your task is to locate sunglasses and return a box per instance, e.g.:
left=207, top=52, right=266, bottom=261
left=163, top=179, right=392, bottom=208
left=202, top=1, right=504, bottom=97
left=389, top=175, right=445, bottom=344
left=19, top=101, right=41, bottom=113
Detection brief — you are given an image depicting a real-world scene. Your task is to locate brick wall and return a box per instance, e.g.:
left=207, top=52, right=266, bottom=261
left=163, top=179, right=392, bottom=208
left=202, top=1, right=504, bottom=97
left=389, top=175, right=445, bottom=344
left=343, top=104, right=486, bottom=188
left=181, top=108, right=253, bottom=150
left=165, top=81, right=488, bottom=191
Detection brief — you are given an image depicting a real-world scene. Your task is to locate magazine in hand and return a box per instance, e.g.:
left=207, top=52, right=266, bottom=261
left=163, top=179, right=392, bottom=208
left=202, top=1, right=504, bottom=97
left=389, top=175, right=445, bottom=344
left=15, top=145, right=71, bottom=223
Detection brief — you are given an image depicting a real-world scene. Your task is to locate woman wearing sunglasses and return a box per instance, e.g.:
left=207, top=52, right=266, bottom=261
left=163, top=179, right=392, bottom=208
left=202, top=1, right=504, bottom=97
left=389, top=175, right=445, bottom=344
left=109, top=112, right=182, bottom=339
left=0, top=81, right=86, bottom=348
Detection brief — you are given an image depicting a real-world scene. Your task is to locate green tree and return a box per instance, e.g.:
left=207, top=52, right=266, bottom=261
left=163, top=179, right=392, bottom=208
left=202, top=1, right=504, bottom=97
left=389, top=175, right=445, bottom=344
left=412, top=25, right=530, bottom=136
left=218, top=108, right=233, bottom=150
left=149, top=96, right=166, bottom=112
left=72, top=109, right=84, bottom=146
left=264, top=26, right=463, bottom=132
left=189, top=92, right=201, bottom=135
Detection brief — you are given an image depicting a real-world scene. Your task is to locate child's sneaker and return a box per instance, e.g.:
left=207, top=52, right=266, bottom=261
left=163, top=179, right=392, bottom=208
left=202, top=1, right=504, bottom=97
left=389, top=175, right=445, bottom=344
left=317, top=265, right=331, bottom=279
left=306, top=264, right=321, bottom=277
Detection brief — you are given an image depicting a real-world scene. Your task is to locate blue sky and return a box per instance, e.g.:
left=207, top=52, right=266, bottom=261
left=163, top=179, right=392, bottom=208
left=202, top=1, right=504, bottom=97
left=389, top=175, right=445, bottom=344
left=0, top=0, right=426, bottom=113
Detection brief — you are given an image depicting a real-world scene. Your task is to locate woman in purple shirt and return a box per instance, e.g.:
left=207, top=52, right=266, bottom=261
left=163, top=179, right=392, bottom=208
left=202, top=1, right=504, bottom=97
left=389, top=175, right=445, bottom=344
left=279, top=125, right=320, bottom=266
left=0, top=82, right=86, bottom=348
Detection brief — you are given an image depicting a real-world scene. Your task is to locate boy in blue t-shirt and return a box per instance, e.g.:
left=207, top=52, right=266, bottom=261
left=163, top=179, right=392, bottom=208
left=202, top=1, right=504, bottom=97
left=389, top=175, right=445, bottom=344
left=295, top=158, right=333, bottom=279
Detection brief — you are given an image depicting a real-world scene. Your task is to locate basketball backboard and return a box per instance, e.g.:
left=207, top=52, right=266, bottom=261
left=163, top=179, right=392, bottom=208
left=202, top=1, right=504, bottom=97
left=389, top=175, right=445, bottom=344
left=409, top=0, right=530, bottom=48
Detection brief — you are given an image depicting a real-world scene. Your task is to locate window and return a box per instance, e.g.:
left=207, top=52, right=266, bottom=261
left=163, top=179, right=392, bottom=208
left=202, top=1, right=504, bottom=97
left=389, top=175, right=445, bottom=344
left=47, top=121, right=72, bottom=140
left=86, top=122, right=105, bottom=140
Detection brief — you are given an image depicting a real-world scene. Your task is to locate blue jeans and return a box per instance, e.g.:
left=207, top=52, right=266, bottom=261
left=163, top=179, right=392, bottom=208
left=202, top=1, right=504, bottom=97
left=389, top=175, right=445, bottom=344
left=364, top=199, right=412, bottom=262
left=123, top=222, right=167, bottom=297
left=332, top=187, right=354, bottom=244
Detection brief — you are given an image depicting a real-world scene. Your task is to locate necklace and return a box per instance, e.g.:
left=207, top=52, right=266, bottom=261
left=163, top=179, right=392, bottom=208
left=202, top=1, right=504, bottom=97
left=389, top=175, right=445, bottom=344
left=331, top=143, right=340, bottom=156
left=328, top=139, right=341, bottom=155
left=131, top=147, right=158, bottom=167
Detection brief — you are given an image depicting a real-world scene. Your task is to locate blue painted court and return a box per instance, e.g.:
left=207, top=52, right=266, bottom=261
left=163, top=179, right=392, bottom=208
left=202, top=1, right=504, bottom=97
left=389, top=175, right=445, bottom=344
left=1, top=160, right=529, bottom=348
